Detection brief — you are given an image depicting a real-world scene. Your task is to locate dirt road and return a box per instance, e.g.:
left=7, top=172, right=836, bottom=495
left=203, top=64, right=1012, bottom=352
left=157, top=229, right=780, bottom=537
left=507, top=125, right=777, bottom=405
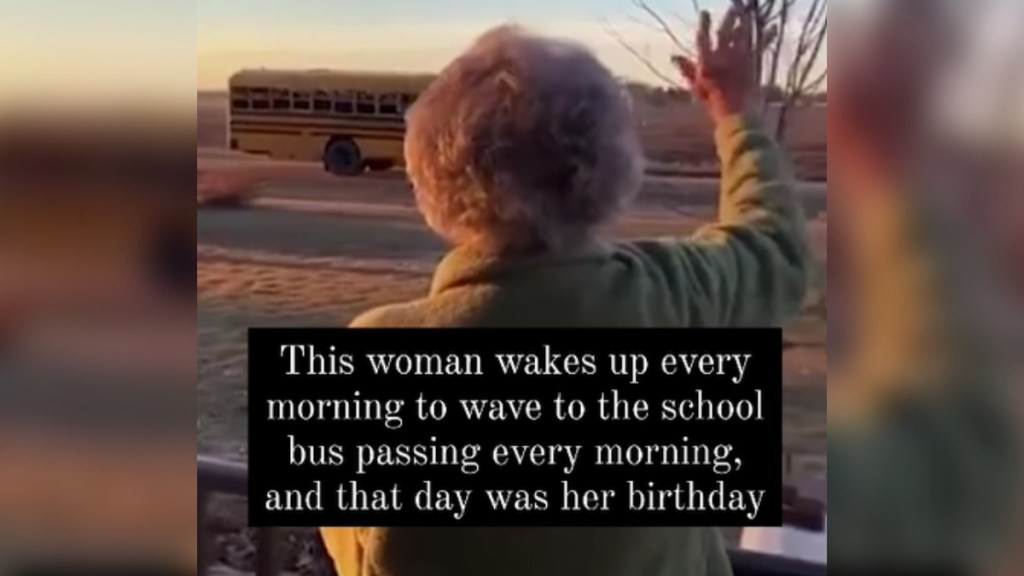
left=198, top=163, right=826, bottom=471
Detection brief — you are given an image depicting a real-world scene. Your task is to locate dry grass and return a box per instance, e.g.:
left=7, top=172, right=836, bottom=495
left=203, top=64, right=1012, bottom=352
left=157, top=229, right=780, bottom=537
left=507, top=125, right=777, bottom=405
left=634, top=100, right=826, bottom=180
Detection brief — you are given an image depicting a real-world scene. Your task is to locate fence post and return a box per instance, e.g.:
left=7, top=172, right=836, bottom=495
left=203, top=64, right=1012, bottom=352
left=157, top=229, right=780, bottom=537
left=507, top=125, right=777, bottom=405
left=255, top=527, right=281, bottom=576
left=198, top=489, right=211, bottom=576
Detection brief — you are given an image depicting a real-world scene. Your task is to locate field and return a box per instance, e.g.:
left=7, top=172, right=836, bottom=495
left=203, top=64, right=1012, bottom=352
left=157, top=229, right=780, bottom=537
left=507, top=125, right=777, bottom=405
left=632, top=97, right=827, bottom=180
left=199, top=91, right=827, bottom=179
left=197, top=93, right=827, bottom=573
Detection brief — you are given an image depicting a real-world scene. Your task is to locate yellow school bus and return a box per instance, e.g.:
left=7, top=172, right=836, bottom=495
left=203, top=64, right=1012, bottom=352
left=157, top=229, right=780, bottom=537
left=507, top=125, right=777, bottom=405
left=228, top=69, right=436, bottom=176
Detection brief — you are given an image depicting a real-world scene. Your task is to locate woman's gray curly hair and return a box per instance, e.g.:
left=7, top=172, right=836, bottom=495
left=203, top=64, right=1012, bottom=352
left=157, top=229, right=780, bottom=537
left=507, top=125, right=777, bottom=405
left=404, top=25, right=644, bottom=253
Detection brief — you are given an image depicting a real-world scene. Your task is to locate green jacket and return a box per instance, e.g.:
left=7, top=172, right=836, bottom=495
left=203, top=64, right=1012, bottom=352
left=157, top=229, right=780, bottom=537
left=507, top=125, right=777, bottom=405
left=828, top=184, right=1020, bottom=569
left=321, top=114, right=811, bottom=576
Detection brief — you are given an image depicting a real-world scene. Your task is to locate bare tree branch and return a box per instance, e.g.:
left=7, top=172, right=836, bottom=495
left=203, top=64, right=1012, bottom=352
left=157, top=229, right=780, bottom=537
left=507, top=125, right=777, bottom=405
left=774, top=0, right=824, bottom=139
left=784, top=0, right=823, bottom=97
left=789, top=10, right=826, bottom=97
left=794, top=0, right=827, bottom=60
left=805, top=0, right=827, bottom=39
left=764, top=0, right=792, bottom=115
left=806, top=69, right=827, bottom=93
left=625, top=13, right=667, bottom=35
left=600, top=18, right=684, bottom=88
left=751, top=0, right=766, bottom=85
left=604, top=0, right=827, bottom=142
left=794, top=0, right=825, bottom=57
left=794, top=18, right=826, bottom=95
left=756, top=0, right=777, bottom=22
left=759, top=0, right=786, bottom=24
left=668, top=10, right=696, bottom=31
left=629, top=0, right=694, bottom=58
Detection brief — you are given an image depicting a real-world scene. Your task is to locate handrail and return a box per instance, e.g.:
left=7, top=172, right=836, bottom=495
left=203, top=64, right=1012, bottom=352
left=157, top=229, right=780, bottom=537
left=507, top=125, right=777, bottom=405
left=197, top=455, right=827, bottom=576
left=198, top=454, right=248, bottom=493
left=198, top=456, right=280, bottom=576
left=729, top=549, right=827, bottom=576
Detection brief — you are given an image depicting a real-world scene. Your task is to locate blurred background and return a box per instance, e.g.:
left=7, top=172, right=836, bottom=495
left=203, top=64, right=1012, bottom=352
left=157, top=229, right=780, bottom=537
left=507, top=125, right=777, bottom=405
left=827, top=0, right=1023, bottom=572
left=0, top=0, right=197, bottom=572
left=1, top=0, right=1022, bottom=573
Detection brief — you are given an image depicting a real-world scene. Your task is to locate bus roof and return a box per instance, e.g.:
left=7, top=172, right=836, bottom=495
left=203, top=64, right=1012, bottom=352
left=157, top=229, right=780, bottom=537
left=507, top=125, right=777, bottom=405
left=229, top=69, right=437, bottom=92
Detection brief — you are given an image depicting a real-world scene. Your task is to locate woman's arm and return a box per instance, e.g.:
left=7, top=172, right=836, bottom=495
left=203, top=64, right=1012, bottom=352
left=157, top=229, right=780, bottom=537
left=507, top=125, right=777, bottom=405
left=625, top=5, right=811, bottom=327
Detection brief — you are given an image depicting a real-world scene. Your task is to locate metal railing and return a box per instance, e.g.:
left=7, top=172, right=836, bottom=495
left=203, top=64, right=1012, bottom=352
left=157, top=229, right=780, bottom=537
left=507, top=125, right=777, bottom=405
left=198, top=455, right=282, bottom=576
left=198, top=455, right=827, bottom=576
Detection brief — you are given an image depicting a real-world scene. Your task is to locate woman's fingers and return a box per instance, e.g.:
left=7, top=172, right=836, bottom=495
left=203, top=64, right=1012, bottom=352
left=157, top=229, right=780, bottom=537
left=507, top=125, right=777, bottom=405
left=672, top=55, right=699, bottom=87
left=736, top=8, right=754, bottom=53
left=718, top=5, right=743, bottom=51
left=697, top=11, right=714, bottom=59
left=672, top=55, right=709, bottom=101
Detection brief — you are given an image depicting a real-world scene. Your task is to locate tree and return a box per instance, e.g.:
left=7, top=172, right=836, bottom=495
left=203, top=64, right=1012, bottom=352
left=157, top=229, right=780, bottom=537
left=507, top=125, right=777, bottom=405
left=603, top=0, right=826, bottom=141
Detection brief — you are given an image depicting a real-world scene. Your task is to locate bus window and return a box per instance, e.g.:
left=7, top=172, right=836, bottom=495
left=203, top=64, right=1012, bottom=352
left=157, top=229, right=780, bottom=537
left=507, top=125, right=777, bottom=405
left=313, top=91, right=332, bottom=113
left=271, top=89, right=290, bottom=110
left=378, top=93, right=400, bottom=116
left=333, top=91, right=354, bottom=115
left=355, top=92, right=376, bottom=115
left=399, top=93, right=418, bottom=112
left=231, top=88, right=250, bottom=111
left=250, top=88, right=270, bottom=111
left=292, top=91, right=312, bottom=112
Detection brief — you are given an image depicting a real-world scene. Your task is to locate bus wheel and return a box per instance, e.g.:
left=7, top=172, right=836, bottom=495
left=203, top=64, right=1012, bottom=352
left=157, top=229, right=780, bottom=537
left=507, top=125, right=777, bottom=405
left=323, top=139, right=363, bottom=176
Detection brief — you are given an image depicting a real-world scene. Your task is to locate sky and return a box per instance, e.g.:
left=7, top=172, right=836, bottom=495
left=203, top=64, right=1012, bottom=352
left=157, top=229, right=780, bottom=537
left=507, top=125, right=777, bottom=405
left=191, top=0, right=843, bottom=92
left=0, top=0, right=195, bottom=106
left=2, top=0, right=1018, bottom=146
left=196, top=0, right=738, bottom=90
left=0, top=0, right=821, bottom=101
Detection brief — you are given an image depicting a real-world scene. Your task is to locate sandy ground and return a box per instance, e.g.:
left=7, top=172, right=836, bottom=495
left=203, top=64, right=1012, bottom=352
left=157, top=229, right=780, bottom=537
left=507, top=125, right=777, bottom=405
left=197, top=148, right=828, bottom=471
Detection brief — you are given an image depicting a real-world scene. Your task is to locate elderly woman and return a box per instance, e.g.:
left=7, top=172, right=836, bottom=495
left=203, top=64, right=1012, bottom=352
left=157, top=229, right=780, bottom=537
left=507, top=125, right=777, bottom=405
left=323, top=6, right=810, bottom=576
